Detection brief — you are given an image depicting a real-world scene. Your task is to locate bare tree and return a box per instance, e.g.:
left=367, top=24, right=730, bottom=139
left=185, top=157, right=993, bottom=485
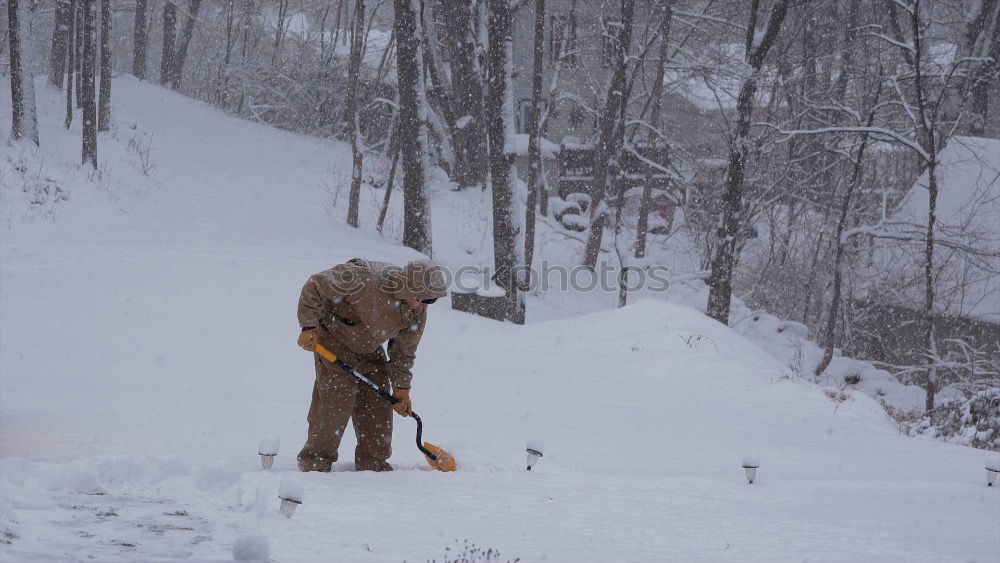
left=132, top=0, right=150, bottom=79
left=346, top=0, right=367, bottom=228
left=582, top=0, right=636, bottom=271
left=82, top=0, right=98, bottom=167
left=705, top=0, right=791, bottom=325
left=66, top=0, right=76, bottom=128
left=523, top=0, right=546, bottom=285
left=50, top=0, right=73, bottom=88
left=98, top=0, right=112, bottom=131
left=171, top=0, right=202, bottom=90
left=815, top=85, right=882, bottom=378
left=635, top=0, right=673, bottom=260
left=486, top=0, right=523, bottom=323
left=7, top=0, right=39, bottom=145
left=160, top=1, right=177, bottom=85
left=394, top=0, right=432, bottom=255
left=440, top=0, right=489, bottom=188
left=75, top=0, right=84, bottom=106
left=962, top=0, right=1000, bottom=136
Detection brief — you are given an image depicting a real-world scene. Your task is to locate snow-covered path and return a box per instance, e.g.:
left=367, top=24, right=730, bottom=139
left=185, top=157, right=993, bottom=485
left=2, top=79, right=998, bottom=562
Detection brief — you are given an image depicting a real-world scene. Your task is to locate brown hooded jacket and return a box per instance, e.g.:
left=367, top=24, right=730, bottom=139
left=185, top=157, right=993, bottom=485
left=297, top=259, right=447, bottom=389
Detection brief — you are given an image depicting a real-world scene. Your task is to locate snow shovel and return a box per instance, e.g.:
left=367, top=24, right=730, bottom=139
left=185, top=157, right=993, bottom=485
left=314, top=343, right=457, bottom=472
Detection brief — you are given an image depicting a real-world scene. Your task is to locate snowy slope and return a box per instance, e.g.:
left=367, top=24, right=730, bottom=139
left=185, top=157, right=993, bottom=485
left=2, top=79, right=999, bottom=562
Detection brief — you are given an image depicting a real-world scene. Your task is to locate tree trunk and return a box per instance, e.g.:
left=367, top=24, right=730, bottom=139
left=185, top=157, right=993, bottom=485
left=98, top=0, right=112, bottom=131
left=66, top=0, right=76, bottom=128
left=272, top=0, right=289, bottom=66
left=705, top=0, right=790, bottom=325
left=815, top=118, right=877, bottom=378
left=160, top=1, right=177, bottom=85
left=635, top=0, right=673, bottom=259
left=377, top=117, right=401, bottom=234
left=75, top=0, right=84, bottom=106
left=82, top=0, right=98, bottom=167
left=7, top=0, right=25, bottom=139
left=582, top=0, right=636, bottom=270
left=171, top=0, right=202, bottom=90
left=394, top=0, right=432, bottom=256
left=964, top=0, right=1000, bottom=136
left=50, top=0, right=73, bottom=88
left=523, top=0, right=546, bottom=287
left=346, top=0, right=367, bottom=228
left=486, top=0, right=523, bottom=323
left=906, top=0, right=940, bottom=412
left=132, top=0, right=149, bottom=79
left=7, top=0, right=40, bottom=145
left=440, top=0, right=488, bottom=188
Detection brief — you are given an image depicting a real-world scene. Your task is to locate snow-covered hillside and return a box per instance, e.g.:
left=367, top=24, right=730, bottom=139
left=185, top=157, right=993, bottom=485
left=2, top=79, right=998, bottom=562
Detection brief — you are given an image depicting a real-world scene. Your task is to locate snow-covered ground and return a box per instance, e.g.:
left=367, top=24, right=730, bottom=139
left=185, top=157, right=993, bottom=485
left=2, top=79, right=998, bottom=562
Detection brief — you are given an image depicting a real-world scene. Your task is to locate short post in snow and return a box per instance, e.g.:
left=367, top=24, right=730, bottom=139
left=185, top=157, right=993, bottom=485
left=987, top=457, right=1000, bottom=487
left=278, top=476, right=303, bottom=518
left=526, top=439, right=544, bottom=471
left=742, top=452, right=761, bottom=484
left=258, top=435, right=280, bottom=470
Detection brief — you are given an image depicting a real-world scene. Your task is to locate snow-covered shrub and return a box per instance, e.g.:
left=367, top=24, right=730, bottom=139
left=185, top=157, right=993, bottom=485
left=437, top=539, right=518, bottom=563
left=2, top=142, right=70, bottom=224
left=901, top=387, right=1000, bottom=451
left=823, top=387, right=853, bottom=403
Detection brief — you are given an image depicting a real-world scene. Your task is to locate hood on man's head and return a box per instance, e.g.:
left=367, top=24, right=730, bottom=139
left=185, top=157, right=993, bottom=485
left=393, top=259, right=448, bottom=301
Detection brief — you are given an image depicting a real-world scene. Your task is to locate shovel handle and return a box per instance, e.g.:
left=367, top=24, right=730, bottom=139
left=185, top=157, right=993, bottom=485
left=314, top=343, right=438, bottom=462
left=314, top=343, right=398, bottom=404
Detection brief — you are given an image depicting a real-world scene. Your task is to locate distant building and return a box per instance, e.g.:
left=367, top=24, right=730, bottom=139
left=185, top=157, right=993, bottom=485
left=855, top=136, right=1000, bottom=369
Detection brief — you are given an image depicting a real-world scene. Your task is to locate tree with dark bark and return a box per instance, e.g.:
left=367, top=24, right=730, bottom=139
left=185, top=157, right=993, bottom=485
left=75, top=0, right=84, bottom=106
left=440, top=0, right=488, bottom=188
left=523, top=0, right=546, bottom=286
left=486, top=0, right=524, bottom=323
left=66, top=0, right=76, bottom=128
left=346, top=0, right=367, bottom=228
left=98, top=0, right=112, bottom=131
left=82, top=0, right=99, bottom=168
left=171, top=0, right=203, bottom=90
left=705, top=0, right=791, bottom=325
left=160, top=0, right=202, bottom=90
left=815, top=85, right=881, bottom=378
left=7, top=0, right=39, bottom=145
left=50, top=0, right=73, bottom=89
left=582, top=0, right=636, bottom=271
left=635, top=0, right=673, bottom=260
left=132, top=0, right=150, bottom=79
left=394, top=0, right=433, bottom=256
left=160, top=1, right=178, bottom=85
left=962, top=0, right=1000, bottom=136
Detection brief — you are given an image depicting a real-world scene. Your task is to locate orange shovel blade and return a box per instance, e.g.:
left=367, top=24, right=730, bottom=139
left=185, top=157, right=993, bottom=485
left=423, top=442, right=457, bottom=472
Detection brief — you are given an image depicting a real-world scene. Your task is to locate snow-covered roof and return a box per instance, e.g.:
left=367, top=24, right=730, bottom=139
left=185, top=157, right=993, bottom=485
left=510, top=134, right=561, bottom=158
left=872, top=136, right=1000, bottom=323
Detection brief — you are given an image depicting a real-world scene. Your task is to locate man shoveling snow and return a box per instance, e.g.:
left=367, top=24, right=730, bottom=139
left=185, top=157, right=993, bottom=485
left=295, top=259, right=447, bottom=472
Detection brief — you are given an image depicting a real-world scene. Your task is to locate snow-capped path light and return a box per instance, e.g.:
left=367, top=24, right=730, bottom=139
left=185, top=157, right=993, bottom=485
left=278, top=476, right=303, bottom=518
left=742, top=452, right=761, bottom=484
left=987, top=456, right=1000, bottom=487
left=526, top=439, right=544, bottom=471
left=258, top=435, right=279, bottom=470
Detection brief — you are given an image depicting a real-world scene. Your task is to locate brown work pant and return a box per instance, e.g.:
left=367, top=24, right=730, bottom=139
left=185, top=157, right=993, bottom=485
left=297, top=352, right=393, bottom=472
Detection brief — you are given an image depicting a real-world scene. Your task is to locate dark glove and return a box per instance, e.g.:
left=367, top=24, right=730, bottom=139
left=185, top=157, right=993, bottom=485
left=297, top=327, right=320, bottom=351
left=391, top=388, right=412, bottom=417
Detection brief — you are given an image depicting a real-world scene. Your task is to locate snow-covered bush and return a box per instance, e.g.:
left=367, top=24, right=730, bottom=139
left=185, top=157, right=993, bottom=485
left=901, top=387, right=1000, bottom=451
left=437, top=539, right=517, bottom=563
